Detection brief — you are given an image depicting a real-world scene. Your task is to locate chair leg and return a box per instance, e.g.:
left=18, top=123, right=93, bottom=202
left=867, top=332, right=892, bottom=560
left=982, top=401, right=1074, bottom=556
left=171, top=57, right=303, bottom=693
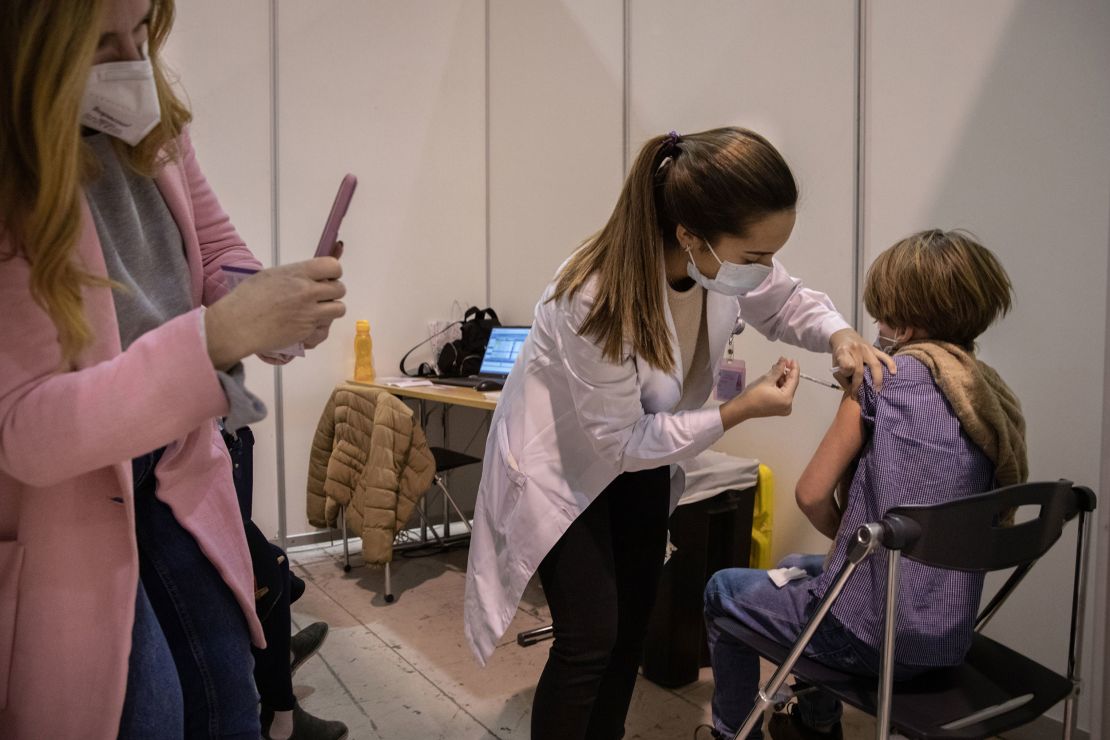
left=876, top=550, right=902, bottom=740
left=340, top=504, right=351, bottom=573
left=413, top=503, right=446, bottom=546
left=729, top=523, right=885, bottom=740
left=419, top=495, right=428, bottom=542
left=435, top=476, right=474, bottom=533
left=1060, top=693, right=1075, bottom=740
left=517, top=625, right=554, bottom=647
left=384, top=561, right=394, bottom=604
left=1062, top=509, right=1094, bottom=740
left=443, top=477, right=451, bottom=538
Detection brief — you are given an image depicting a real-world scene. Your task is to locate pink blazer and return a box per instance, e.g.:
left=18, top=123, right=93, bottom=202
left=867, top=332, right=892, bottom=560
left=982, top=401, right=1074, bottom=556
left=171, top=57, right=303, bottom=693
left=0, top=130, right=266, bottom=739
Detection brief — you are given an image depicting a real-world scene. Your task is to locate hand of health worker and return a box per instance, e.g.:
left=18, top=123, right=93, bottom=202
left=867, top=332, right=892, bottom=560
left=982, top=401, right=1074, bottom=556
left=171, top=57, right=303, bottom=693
left=205, top=257, right=346, bottom=371
left=719, top=357, right=799, bottom=431
left=829, top=328, right=895, bottom=394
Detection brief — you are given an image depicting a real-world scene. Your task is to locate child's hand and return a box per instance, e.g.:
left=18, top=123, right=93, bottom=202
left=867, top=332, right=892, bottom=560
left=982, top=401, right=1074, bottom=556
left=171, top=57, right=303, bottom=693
left=720, top=357, right=799, bottom=429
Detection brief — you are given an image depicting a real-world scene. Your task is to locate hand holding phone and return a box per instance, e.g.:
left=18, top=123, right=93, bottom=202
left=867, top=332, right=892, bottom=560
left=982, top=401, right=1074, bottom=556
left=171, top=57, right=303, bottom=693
left=314, top=173, right=358, bottom=258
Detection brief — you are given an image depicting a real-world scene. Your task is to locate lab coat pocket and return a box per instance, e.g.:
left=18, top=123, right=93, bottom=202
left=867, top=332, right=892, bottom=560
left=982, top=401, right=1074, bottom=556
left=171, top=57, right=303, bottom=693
left=496, top=420, right=528, bottom=489
left=485, top=420, right=528, bottom=542
left=0, top=540, right=25, bottom=711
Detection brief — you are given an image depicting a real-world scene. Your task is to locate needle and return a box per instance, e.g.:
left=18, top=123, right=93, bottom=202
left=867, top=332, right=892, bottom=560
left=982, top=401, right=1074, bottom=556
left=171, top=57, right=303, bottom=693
left=800, top=372, right=842, bottom=390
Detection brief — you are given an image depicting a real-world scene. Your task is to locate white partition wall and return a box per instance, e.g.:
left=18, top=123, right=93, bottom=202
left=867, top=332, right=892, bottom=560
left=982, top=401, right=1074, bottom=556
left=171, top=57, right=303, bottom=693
left=628, top=0, right=860, bottom=558
left=488, top=0, right=625, bottom=323
left=864, top=1, right=1110, bottom=730
left=274, top=1, right=488, bottom=539
left=162, top=1, right=281, bottom=536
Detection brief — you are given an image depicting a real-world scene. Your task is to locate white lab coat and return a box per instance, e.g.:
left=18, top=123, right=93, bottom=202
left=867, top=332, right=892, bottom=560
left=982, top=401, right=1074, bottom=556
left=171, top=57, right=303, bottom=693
left=462, top=258, right=850, bottom=664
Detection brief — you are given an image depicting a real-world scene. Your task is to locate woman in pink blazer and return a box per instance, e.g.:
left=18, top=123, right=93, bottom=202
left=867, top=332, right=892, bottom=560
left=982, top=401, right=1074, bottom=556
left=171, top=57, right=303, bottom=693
left=0, top=0, right=345, bottom=737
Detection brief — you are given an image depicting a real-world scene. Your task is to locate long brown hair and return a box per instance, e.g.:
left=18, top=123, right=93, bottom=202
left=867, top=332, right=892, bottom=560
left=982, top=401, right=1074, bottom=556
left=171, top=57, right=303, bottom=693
left=550, top=127, right=798, bottom=373
left=0, top=0, right=192, bottom=364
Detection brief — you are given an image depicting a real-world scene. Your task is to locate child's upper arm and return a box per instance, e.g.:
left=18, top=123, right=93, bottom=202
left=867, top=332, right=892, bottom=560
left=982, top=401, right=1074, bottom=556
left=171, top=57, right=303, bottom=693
left=797, top=391, right=866, bottom=509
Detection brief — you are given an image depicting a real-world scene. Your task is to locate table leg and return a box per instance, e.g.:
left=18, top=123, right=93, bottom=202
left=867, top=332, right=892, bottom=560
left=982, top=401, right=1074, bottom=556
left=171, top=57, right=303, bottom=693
left=419, top=399, right=428, bottom=544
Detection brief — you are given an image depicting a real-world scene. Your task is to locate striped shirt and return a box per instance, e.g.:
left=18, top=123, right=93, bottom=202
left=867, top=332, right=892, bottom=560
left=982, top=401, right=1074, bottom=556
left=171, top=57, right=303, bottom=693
left=810, top=355, right=996, bottom=667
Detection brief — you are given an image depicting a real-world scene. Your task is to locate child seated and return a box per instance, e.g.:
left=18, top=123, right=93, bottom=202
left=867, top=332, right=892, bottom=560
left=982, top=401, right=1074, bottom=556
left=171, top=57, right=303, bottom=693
left=702, top=229, right=1026, bottom=740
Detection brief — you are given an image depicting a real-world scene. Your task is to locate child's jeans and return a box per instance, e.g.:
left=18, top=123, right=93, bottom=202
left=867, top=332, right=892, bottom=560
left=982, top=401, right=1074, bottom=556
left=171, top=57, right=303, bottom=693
left=704, top=554, right=923, bottom=738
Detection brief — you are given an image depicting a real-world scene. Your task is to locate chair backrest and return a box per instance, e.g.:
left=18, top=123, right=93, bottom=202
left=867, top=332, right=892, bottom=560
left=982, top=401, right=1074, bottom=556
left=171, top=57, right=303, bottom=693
left=885, top=480, right=1094, bottom=572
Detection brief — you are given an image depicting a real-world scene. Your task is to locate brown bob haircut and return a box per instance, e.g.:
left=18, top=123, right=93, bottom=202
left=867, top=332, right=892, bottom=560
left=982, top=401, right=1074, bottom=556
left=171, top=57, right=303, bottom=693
left=863, top=229, right=1013, bottom=349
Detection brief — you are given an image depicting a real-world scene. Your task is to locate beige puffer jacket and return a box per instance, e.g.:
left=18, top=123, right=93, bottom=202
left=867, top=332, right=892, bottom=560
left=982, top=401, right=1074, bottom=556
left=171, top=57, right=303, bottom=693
left=307, top=382, right=436, bottom=564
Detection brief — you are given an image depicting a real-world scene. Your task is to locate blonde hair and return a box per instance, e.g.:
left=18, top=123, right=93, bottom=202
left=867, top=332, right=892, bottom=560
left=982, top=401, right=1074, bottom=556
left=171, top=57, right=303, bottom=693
left=550, top=127, right=797, bottom=373
left=0, top=0, right=191, bottom=365
left=864, top=229, right=1012, bottom=349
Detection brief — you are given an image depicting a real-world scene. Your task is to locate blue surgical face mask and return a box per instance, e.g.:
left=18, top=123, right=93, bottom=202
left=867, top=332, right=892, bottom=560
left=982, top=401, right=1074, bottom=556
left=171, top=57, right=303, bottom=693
left=686, top=240, right=771, bottom=297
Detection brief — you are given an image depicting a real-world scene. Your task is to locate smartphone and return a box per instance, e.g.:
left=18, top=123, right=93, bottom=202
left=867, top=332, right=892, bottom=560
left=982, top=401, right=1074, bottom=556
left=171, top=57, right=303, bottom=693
left=313, top=173, right=358, bottom=258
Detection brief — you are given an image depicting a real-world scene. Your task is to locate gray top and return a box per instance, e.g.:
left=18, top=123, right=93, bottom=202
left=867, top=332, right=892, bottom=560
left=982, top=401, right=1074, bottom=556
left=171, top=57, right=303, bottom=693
left=83, top=133, right=266, bottom=432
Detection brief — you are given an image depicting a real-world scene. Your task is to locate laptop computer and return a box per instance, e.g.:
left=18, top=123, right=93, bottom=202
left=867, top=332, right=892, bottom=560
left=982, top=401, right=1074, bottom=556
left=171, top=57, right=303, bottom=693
left=433, top=326, right=530, bottom=390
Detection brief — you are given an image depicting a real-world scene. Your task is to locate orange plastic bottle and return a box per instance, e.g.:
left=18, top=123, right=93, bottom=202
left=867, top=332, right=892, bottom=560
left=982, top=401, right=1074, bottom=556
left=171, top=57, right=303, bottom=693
left=354, top=320, right=375, bottom=382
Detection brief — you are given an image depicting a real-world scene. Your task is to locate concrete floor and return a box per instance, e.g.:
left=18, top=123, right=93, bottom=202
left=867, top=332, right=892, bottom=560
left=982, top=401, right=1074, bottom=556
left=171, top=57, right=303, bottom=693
left=287, top=540, right=882, bottom=739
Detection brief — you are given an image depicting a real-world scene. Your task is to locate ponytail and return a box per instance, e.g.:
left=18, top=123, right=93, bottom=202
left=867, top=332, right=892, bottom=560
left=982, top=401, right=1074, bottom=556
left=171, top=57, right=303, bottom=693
left=551, top=126, right=797, bottom=373
left=551, top=132, right=678, bottom=373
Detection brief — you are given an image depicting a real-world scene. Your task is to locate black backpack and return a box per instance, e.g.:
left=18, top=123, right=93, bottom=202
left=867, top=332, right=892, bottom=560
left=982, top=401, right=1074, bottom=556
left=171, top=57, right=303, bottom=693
left=436, top=306, right=500, bottom=377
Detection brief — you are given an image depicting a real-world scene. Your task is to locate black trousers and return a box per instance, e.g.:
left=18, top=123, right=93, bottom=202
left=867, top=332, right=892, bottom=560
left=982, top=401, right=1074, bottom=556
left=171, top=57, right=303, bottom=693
left=531, top=466, right=671, bottom=740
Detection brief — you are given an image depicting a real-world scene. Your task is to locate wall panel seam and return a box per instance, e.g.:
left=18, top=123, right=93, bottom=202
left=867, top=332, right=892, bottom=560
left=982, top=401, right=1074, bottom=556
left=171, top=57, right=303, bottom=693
left=269, top=0, right=288, bottom=549
left=622, top=0, right=630, bottom=175
left=485, top=0, right=492, bottom=308
left=852, top=0, right=866, bottom=331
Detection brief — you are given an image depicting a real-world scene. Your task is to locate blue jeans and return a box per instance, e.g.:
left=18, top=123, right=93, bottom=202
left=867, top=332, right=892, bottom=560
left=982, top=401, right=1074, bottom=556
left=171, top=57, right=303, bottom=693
left=705, top=554, right=916, bottom=738
left=118, top=579, right=184, bottom=739
left=125, top=448, right=261, bottom=739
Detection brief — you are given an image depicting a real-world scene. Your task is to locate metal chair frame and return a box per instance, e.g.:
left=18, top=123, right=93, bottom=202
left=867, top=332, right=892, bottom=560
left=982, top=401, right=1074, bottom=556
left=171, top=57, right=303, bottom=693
left=724, top=480, right=1096, bottom=740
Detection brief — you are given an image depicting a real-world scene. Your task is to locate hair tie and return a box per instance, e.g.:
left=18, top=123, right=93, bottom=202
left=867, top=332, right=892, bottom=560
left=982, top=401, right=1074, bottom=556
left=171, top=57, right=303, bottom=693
left=663, top=129, right=681, bottom=152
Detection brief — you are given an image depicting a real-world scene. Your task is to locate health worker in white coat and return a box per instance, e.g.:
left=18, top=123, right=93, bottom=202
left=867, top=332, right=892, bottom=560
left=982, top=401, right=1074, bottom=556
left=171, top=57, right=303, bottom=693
left=463, top=127, right=894, bottom=740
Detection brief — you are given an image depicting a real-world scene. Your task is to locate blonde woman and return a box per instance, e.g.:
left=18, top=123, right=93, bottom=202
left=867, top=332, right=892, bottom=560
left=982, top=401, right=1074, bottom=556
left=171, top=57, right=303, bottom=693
left=463, top=127, right=894, bottom=739
left=0, top=1, right=345, bottom=737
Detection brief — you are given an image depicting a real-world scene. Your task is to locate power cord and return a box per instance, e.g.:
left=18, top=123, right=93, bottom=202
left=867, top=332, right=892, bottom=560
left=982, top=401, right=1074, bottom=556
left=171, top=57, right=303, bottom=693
left=398, top=320, right=461, bottom=377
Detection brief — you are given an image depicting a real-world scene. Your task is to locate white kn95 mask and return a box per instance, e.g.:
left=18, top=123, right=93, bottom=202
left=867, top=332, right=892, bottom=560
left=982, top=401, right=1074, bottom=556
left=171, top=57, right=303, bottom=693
left=80, top=58, right=162, bottom=146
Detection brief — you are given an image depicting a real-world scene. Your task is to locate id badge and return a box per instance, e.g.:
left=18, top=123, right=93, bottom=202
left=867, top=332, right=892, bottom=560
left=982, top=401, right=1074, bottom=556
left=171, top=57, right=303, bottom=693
left=715, top=334, right=745, bottom=401
left=220, top=266, right=305, bottom=359
left=715, top=358, right=746, bottom=401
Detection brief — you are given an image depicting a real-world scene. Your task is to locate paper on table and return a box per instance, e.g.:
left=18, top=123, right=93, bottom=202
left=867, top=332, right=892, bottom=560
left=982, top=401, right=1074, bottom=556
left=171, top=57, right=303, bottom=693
left=376, top=376, right=435, bottom=388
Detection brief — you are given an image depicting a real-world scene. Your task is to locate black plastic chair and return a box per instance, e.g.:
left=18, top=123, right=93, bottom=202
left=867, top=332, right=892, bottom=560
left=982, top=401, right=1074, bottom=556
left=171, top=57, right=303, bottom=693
left=715, top=480, right=1097, bottom=740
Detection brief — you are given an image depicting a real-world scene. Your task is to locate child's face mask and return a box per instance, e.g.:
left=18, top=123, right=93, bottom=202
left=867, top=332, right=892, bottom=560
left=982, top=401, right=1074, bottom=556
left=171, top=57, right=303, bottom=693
left=874, top=334, right=900, bottom=353
left=874, top=321, right=903, bottom=353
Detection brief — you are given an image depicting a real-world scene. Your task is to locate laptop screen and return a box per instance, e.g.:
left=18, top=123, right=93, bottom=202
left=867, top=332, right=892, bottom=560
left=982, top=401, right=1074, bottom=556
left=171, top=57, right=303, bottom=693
left=479, top=326, right=530, bottom=376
